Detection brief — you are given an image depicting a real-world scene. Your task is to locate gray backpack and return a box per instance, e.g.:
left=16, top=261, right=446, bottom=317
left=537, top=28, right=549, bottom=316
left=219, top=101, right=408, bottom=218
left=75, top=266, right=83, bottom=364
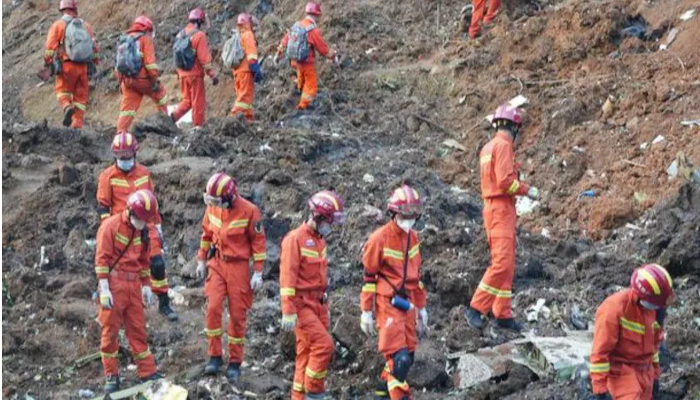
left=115, top=33, right=144, bottom=77
left=173, top=29, right=198, bottom=70
left=286, top=22, right=315, bottom=61
left=221, top=30, right=245, bottom=68
left=62, top=16, right=94, bottom=63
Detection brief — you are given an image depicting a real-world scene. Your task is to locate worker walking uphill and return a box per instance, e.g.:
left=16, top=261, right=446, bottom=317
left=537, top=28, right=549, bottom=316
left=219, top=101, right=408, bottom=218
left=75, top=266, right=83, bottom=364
left=171, top=8, right=219, bottom=127
left=226, top=13, right=263, bottom=121
left=279, top=190, right=345, bottom=400
left=360, top=184, right=429, bottom=400
left=196, top=172, right=267, bottom=384
left=96, top=132, right=178, bottom=321
left=95, top=190, right=162, bottom=393
left=115, top=16, right=168, bottom=132
left=275, top=1, right=339, bottom=111
left=44, top=0, right=100, bottom=129
left=468, top=0, right=500, bottom=40
left=590, top=264, right=674, bottom=400
left=465, top=104, right=540, bottom=332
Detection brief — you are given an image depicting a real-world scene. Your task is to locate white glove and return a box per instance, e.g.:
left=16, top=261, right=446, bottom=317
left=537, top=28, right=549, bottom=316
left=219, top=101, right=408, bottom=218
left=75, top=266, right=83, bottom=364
left=360, top=311, right=376, bottom=336
left=99, top=279, right=113, bottom=309
left=196, top=260, right=207, bottom=280
left=250, top=272, right=263, bottom=292
left=281, top=314, right=297, bottom=332
left=142, top=286, right=154, bottom=307
left=273, top=53, right=280, bottom=65
left=417, top=308, right=429, bottom=337
left=333, top=54, right=340, bottom=65
left=527, top=186, right=540, bottom=200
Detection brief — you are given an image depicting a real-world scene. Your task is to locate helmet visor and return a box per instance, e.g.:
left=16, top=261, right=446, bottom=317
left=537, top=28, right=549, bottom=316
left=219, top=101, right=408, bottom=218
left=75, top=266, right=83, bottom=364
left=396, top=202, right=422, bottom=219
left=203, top=193, right=223, bottom=207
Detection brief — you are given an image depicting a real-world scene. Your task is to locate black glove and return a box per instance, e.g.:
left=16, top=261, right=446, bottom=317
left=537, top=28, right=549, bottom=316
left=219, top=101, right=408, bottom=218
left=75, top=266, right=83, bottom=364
left=152, top=80, right=161, bottom=93
left=596, top=394, right=612, bottom=400
left=653, top=380, right=660, bottom=398
left=88, top=62, right=97, bottom=78
left=211, top=76, right=219, bottom=86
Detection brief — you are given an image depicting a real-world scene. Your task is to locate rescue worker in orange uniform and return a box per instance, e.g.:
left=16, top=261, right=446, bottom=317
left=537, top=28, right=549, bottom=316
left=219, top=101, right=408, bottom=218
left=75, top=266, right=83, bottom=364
left=229, top=13, right=263, bottom=122
left=274, top=2, right=339, bottom=110
left=44, top=0, right=101, bottom=129
left=360, top=185, right=429, bottom=400
left=468, top=0, right=500, bottom=40
left=96, top=132, right=178, bottom=321
left=465, top=104, right=540, bottom=332
left=95, top=190, right=162, bottom=393
left=171, top=8, right=219, bottom=127
left=279, top=190, right=346, bottom=400
left=195, top=172, right=267, bottom=383
left=115, top=16, right=168, bottom=132
left=589, top=263, right=674, bottom=400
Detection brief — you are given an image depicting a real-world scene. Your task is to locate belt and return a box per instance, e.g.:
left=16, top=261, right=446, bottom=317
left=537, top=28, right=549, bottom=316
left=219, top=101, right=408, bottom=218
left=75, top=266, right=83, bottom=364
left=218, top=254, right=247, bottom=263
left=113, top=271, right=140, bottom=281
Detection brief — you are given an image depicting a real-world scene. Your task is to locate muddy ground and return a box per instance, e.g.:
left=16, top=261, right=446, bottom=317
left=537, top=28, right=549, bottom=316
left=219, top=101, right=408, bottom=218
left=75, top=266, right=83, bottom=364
left=2, top=0, right=700, bottom=399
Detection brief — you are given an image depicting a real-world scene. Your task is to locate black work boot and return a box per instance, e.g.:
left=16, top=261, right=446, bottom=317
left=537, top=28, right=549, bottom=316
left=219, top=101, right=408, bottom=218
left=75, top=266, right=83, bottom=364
left=158, top=293, right=178, bottom=321
left=495, top=318, right=523, bottom=332
left=465, top=307, right=485, bottom=329
left=141, top=372, right=163, bottom=382
left=226, top=362, right=241, bottom=384
left=204, top=356, right=223, bottom=375
left=62, top=106, right=75, bottom=127
left=104, top=375, right=120, bottom=393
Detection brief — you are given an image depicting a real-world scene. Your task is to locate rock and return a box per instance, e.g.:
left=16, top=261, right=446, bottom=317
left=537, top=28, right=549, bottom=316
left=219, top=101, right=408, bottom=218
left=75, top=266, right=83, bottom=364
left=332, top=312, right=364, bottom=351
left=56, top=301, right=94, bottom=325
left=132, top=113, right=179, bottom=138
left=241, top=373, right=286, bottom=394
left=63, top=229, right=87, bottom=260
left=265, top=170, right=292, bottom=185
left=406, top=115, right=421, bottom=132
left=57, top=163, right=79, bottom=186
left=61, top=278, right=93, bottom=300
left=626, top=116, right=639, bottom=129
left=409, top=340, right=449, bottom=389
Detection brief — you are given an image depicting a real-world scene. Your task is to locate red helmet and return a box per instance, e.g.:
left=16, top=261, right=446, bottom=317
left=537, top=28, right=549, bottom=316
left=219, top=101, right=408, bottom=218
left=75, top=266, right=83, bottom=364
left=492, top=104, right=523, bottom=128
left=204, top=172, right=237, bottom=206
left=111, top=132, right=138, bottom=158
left=59, top=0, right=77, bottom=11
left=134, top=15, right=154, bottom=32
left=630, top=264, right=674, bottom=308
left=188, top=8, right=205, bottom=22
left=237, top=12, right=253, bottom=26
left=388, top=184, right=423, bottom=218
left=127, top=190, right=159, bottom=222
left=305, top=1, right=322, bottom=16
left=308, top=190, right=345, bottom=225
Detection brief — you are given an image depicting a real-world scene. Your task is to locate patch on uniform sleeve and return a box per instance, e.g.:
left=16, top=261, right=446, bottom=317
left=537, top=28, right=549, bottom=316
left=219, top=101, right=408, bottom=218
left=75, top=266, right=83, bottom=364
left=305, top=239, right=315, bottom=247
left=255, top=221, right=264, bottom=233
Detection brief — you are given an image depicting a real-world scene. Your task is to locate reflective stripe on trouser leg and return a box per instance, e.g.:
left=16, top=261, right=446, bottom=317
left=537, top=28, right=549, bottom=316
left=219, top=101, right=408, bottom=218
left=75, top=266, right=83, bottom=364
left=70, top=66, right=89, bottom=129
left=231, top=71, right=255, bottom=121
left=292, top=334, right=310, bottom=400
left=150, top=276, right=168, bottom=295
left=226, top=299, right=248, bottom=364
left=297, top=64, right=317, bottom=110
left=205, top=267, right=226, bottom=357
left=296, top=301, right=333, bottom=394
left=116, top=82, right=143, bottom=132
left=381, top=358, right=411, bottom=400
left=98, top=306, right=121, bottom=377
left=122, top=285, right=157, bottom=378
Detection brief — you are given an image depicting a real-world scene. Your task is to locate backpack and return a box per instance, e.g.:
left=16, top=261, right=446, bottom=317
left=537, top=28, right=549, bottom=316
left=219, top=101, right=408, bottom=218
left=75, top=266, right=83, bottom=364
left=62, top=16, right=94, bottom=63
left=115, top=33, right=144, bottom=77
left=221, top=30, right=246, bottom=68
left=285, top=22, right=315, bottom=61
left=173, top=29, right=198, bottom=70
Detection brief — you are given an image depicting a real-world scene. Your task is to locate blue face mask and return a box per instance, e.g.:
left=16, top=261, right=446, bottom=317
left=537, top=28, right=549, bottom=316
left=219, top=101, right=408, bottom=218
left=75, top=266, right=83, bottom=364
left=117, top=158, right=135, bottom=171
left=639, top=300, right=660, bottom=310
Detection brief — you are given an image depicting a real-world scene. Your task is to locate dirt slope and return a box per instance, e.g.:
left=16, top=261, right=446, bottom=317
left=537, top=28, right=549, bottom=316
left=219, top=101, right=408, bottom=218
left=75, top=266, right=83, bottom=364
left=2, top=0, right=700, bottom=399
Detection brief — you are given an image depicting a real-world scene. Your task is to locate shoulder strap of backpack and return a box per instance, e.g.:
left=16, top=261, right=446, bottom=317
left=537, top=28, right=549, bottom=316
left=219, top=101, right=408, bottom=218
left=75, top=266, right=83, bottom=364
left=305, top=23, right=316, bottom=32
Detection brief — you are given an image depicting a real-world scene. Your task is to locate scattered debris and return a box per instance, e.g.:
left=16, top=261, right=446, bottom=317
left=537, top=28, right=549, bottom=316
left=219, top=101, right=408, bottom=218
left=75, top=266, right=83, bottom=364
left=570, top=306, right=589, bottom=330
left=541, top=228, right=551, bottom=238
left=572, top=146, right=586, bottom=153
left=679, top=9, right=696, bottom=21
left=601, top=97, right=614, bottom=119
left=680, top=119, right=700, bottom=127
left=516, top=196, right=540, bottom=216
left=652, top=135, right=665, bottom=144
left=516, top=333, right=593, bottom=381
left=659, top=28, right=679, bottom=50
left=74, top=352, right=102, bottom=369
left=442, top=139, right=467, bottom=152
left=508, top=95, right=529, bottom=108
left=78, top=389, right=94, bottom=398
left=667, top=159, right=679, bottom=178
left=578, top=190, right=595, bottom=199
left=363, top=173, right=375, bottom=183
left=166, top=106, right=191, bottom=128
left=526, top=298, right=551, bottom=322
left=634, top=192, right=647, bottom=203
left=640, top=142, right=649, bottom=150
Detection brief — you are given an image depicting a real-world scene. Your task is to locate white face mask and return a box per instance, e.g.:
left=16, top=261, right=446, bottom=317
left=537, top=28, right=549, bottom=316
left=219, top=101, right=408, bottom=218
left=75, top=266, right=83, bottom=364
left=117, top=158, right=135, bottom=171
left=317, top=222, right=332, bottom=237
left=130, top=216, right=146, bottom=230
left=639, top=300, right=660, bottom=310
left=397, top=218, right=416, bottom=233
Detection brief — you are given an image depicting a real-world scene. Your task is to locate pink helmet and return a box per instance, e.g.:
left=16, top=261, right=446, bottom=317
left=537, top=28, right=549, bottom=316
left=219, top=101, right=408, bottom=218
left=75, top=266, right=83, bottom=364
left=308, top=190, right=345, bottom=225
left=237, top=12, right=253, bottom=26
left=59, top=0, right=77, bottom=11
left=204, top=172, right=237, bottom=207
left=492, top=104, right=523, bottom=129
left=188, top=8, right=205, bottom=22
left=127, top=190, right=159, bottom=222
left=134, top=15, right=154, bottom=32
left=305, top=1, right=322, bottom=16
left=387, top=184, right=422, bottom=218
left=111, top=132, right=138, bottom=158
left=631, top=264, right=674, bottom=308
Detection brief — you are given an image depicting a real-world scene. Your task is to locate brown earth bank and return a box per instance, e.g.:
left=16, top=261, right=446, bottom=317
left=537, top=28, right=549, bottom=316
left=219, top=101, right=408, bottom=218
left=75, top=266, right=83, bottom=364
left=2, top=0, right=700, bottom=399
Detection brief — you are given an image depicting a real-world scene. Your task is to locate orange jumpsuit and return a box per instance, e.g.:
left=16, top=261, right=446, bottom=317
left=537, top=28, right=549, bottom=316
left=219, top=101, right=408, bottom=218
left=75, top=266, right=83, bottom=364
left=198, top=198, right=267, bottom=364
left=95, top=212, right=157, bottom=378
left=590, top=289, right=662, bottom=399
left=278, top=17, right=335, bottom=110
left=44, top=11, right=101, bottom=129
left=116, top=25, right=168, bottom=132
left=280, top=222, right=334, bottom=399
left=470, top=131, right=529, bottom=319
left=361, top=220, right=427, bottom=400
left=229, top=26, right=258, bottom=121
left=96, top=163, right=166, bottom=294
left=469, top=0, right=501, bottom=39
left=172, top=23, right=217, bottom=127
